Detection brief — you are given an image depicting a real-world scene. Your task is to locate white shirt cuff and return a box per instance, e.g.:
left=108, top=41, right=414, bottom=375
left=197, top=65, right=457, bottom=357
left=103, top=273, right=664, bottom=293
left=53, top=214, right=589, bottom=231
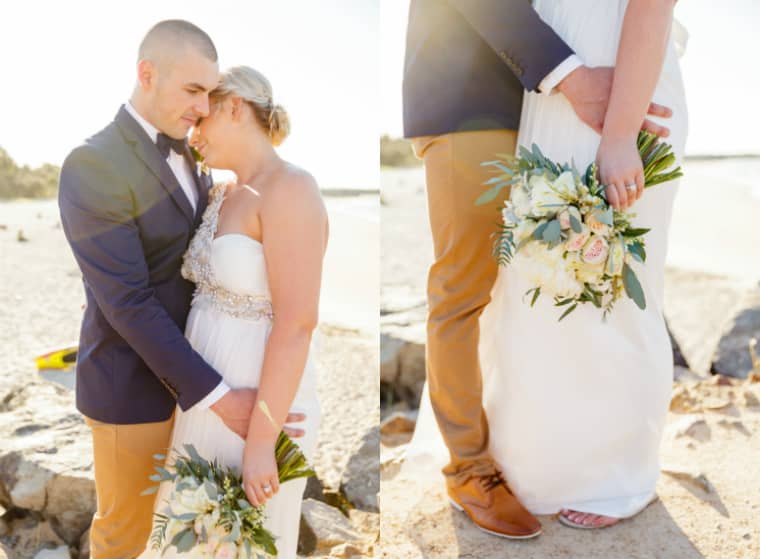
left=537, top=54, right=584, bottom=95
left=191, top=380, right=231, bottom=411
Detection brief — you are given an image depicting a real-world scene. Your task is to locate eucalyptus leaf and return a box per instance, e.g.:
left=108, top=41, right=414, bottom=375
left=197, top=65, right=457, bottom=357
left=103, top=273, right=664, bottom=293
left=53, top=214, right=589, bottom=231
left=542, top=220, right=562, bottom=243
left=592, top=207, right=614, bottom=226
left=474, top=184, right=504, bottom=206
left=628, top=241, right=646, bottom=263
left=183, top=444, right=203, bottom=464
left=532, top=221, right=549, bottom=240
left=569, top=213, right=582, bottom=233
left=203, top=479, right=218, bottom=501
left=140, top=486, right=159, bottom=496
left=623, top=263, right=646, bottom=310
left=170, top=528, right=196, bottom=553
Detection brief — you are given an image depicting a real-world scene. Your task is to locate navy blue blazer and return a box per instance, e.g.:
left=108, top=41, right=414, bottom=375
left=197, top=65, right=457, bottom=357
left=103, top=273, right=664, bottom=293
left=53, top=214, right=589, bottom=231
left=403, top=0, right=574, bottom=138
left=58, top=106, right=222, bottom=424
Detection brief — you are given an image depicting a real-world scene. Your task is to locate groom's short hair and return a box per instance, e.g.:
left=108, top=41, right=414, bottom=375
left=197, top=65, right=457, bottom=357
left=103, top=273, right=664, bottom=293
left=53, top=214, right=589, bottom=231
left=138, top=19, right=218, bottom=66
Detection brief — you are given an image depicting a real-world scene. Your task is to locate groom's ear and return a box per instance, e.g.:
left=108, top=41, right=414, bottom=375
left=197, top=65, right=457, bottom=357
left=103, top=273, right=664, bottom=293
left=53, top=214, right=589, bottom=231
left=136, top=59, right=157, bottom=90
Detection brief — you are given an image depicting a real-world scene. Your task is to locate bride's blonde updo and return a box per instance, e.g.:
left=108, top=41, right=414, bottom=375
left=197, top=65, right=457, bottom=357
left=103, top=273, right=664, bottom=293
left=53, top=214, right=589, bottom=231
left=212, top=66, right=290, bottom=146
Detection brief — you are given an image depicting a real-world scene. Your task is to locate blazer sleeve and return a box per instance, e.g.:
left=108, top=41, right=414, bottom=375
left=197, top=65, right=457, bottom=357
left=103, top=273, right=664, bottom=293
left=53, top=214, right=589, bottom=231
left=58, top=144, right=223, bottom=411
left=447, top=0, right=575, bottom=91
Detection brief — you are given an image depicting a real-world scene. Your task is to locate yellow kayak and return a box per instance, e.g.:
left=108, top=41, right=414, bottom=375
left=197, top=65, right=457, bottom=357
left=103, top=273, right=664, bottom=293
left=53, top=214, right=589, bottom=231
left=35, top=345, right=78, bottom=370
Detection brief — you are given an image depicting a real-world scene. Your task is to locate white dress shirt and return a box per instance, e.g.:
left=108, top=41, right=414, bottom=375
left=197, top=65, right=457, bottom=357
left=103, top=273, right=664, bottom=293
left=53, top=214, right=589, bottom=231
left=124, top=101, right=231, bottom=411
left=537, top=54, right=584, bottom=96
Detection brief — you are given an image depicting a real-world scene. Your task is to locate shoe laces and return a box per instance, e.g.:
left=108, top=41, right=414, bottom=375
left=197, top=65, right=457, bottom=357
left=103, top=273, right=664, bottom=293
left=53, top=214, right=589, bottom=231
left=479, top=471, right=507, bottom=492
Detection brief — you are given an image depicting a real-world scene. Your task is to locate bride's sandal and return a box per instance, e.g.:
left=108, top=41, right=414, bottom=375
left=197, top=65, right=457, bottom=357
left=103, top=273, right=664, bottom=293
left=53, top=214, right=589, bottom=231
left=557, top=509, right=620, bottom=530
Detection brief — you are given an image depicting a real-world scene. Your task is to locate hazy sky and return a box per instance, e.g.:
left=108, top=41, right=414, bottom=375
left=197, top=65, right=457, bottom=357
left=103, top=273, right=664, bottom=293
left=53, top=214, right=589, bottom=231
left=0, top=0, right=379, bottom=189
left=381, top=0, right=760, bottom=156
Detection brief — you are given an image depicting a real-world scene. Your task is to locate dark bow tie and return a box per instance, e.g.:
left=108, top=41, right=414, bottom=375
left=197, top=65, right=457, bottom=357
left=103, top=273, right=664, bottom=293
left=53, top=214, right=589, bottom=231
left=156, top=133, right=188, bottom=159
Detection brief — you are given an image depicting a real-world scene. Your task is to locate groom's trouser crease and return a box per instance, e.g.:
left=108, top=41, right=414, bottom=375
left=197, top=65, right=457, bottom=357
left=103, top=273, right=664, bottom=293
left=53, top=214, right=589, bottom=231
left=412, top=129, right=518, bottom=479
left=85, top=413, right=175, bottom=558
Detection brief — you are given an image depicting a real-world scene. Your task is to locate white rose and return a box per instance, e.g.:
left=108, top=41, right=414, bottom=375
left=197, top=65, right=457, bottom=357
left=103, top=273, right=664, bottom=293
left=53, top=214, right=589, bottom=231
left=529, top=174, right=565, bottom=216
left=553, top=171, right=578, bottom=198
left=575, top=260, right=605, bottom=284
left=513, top=218, right=537, bottom=243
left=515, top=244, right=583, bottom=298
left=171, top=483, right=213, bottom=517
left=510, top=183, right=533, bottom=217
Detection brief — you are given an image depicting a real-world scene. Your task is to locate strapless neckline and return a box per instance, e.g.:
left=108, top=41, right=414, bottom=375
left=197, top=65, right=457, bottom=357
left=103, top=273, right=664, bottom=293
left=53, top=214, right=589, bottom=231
left=212, top=233, right=263, bottom=249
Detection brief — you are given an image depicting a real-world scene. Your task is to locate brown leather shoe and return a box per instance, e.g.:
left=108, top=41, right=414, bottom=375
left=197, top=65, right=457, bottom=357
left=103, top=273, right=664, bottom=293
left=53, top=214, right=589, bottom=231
left=447, top=470, right=542, bottom=539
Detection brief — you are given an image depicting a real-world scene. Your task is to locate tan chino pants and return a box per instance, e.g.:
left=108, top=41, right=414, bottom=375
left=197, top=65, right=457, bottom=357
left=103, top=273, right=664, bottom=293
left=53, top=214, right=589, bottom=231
left=412, top=129, right=518, bottom=479
left=85, top=413, right=175, bottom=558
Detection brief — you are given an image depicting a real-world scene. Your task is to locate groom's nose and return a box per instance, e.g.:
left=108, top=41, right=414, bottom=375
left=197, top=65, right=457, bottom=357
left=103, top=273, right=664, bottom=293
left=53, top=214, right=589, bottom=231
left=194, top=95, right=210, bottom=118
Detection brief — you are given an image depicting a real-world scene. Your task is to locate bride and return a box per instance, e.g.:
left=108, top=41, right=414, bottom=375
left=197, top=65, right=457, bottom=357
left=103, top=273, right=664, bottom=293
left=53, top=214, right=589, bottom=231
left=409, top=0, right=687, bottom=531
left=140, top=66, right=328, bottom=557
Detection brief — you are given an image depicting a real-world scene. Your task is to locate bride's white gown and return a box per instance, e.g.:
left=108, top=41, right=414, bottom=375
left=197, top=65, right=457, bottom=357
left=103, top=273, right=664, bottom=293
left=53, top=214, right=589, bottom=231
left=140, top=182, right=321, bottom=558
left=408, top=0, right=688, bottom=519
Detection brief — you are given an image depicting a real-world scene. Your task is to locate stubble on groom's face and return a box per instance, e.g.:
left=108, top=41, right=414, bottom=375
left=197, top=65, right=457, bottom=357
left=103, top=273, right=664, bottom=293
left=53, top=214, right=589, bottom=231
left=141, top=46, right=220, bottom=140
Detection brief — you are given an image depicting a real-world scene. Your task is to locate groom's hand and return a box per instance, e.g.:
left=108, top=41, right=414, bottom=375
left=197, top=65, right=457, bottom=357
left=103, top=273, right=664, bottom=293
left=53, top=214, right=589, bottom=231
left=557, top=66, right=672, bottom=137
left=210, top=389, right=306, bottom=439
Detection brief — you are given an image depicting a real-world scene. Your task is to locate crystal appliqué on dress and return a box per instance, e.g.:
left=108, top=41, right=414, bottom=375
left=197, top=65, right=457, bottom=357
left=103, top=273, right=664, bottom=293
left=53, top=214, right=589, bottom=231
left=181, top=182, right=274, bottom=322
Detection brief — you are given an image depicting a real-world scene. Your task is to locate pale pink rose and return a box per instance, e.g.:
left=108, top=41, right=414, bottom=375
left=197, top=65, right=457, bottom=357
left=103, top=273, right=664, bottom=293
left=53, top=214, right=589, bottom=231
left=565, top=225, right=590, bottom=252
left=214, top=542, right=237, bottom=559
left=581, top=235, right=609, bottom=265
left=558, top=210, right=571, bottom=230
left=585, top=212, right=611, bottom=235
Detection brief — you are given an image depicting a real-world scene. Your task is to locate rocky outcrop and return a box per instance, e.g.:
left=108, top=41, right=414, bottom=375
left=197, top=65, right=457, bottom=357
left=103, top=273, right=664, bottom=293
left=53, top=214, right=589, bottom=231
left=1, top=327, right=379, bottom=558
left=339, top=428, right=380, bottom=513
left=0, top=383, right=94, bottom=554
left=711, top=287, right=760, bottom=379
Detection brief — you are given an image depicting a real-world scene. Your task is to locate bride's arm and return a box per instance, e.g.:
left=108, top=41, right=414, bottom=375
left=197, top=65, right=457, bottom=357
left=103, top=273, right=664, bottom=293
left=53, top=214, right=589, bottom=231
left=597, top=0, right=676, bottom=210
left=242, top=168, right=328, bottom=506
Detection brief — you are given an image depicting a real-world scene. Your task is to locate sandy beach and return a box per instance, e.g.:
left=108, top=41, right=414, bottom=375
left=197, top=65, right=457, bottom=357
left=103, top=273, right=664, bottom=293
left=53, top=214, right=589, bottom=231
left=382, top=159, right=760, bottom=369
left=0, top=190, right=379, bottom=558
left=380, top=159, right=760, bottom=558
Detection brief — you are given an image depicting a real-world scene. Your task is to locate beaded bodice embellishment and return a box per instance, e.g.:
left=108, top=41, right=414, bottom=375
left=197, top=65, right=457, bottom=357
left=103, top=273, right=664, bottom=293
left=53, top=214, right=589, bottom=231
left=181, top=182, right=274, bottom=322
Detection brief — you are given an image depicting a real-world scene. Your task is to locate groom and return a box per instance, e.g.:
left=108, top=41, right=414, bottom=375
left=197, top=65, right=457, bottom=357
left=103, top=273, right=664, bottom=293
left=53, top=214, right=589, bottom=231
left=403, top=0, right=672, bottom=539
left=59, top=20, right=303, bottom=558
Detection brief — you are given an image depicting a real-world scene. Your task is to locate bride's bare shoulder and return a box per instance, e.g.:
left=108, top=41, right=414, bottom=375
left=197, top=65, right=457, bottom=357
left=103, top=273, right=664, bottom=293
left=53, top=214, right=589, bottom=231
left=264, top=162, right=325, bottom=217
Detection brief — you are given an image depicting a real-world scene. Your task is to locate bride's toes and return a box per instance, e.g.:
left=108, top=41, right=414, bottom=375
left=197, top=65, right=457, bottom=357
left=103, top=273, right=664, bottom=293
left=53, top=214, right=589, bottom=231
left=596, top=515, right=620, bottom=527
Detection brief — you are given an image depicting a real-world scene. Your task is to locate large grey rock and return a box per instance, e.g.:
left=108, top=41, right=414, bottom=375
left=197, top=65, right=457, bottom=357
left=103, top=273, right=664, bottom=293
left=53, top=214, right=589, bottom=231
left=1, top=516, right=66, bottom=559
left=339, top=428, right=379, bottom=512
left=380, top=323, right=426, bottom=407
left=299, top=500, right=361, bottom=552
left=711, top=288, right=760, bottom=378
left=0, top=384, right=94, bottom=546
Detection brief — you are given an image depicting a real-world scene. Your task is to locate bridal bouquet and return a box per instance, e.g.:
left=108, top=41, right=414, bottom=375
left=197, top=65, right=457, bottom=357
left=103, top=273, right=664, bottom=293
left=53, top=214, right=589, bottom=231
left=476, top=131, right=682, bottom=320
left=142, top=431, right=314, bottom=558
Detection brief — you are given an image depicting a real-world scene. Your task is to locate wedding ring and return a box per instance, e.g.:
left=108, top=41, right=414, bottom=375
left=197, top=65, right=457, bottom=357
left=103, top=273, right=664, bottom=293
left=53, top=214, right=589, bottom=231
left=625, top=184, right=637, bottom=192
left=262, top=484, right=272, bottom=494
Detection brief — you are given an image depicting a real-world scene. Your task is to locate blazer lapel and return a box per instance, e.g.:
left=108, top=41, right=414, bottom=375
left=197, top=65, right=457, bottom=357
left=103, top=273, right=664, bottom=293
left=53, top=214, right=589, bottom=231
left=115, top=106, right=195, bottom=226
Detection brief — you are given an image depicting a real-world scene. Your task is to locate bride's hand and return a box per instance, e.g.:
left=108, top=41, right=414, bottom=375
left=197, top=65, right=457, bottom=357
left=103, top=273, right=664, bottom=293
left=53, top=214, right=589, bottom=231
left=596, top=135, right=644, bottom=211
left=242, top=440, right=280, bottom=507
left=210, top=389, right=307, bottom=439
